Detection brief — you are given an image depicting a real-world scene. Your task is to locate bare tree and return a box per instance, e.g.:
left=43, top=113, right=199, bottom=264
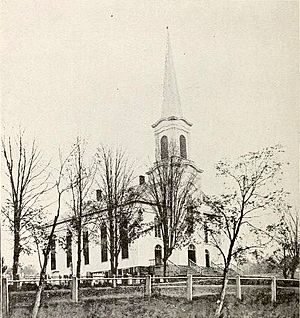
left=66, top=138, right=96, bottom=278
left=146, top=153, right=199, bottom=276
left=95, top=146, right=143, bottom=276
left=31, top=150, right=74, bottom=318
left=202, top=145, right=285, bottom=317
left=266, top=205, right=299, bottom=279
left=1, top=131, right=50, bottom=280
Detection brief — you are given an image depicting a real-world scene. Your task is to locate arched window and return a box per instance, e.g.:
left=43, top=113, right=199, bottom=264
left=155, top=245, right=162, bottom=265
left=180, top=135, right=187, bottom=159
left=205, top=249, right=210, bottom=268
left=189, top=244, right=196, bottom=250
left=188, top=244, right=196, bottom=265
left=161, top=136, right=169, bottom=160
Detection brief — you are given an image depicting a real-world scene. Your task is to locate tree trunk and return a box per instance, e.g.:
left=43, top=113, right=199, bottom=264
left=109, top=213, right=116, bottom=276
left=32, top=255, right=49, bottom=318
left=163, top=258, right=167, bottom=277
left=290, top=256, right=299, bottom=279
left=31, top=283, right=45, bottom=318
left=162, top=239, right=169, bottom=277
left=76, top=228, right=82, bottom=278
left=13, top=229, right=20, bottom=282
left=109, top=241, right=116, bottom=276
left=31, top=192, right=62, bottom=318
left=114, top=255, right=118, bottom=277
left=110, top=256, right=115, bottom=276
left=215, top=267, right=229, bottom=318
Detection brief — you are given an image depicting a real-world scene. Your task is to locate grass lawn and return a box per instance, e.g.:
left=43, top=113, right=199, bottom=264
left=9, top=289, right=299, bottom=318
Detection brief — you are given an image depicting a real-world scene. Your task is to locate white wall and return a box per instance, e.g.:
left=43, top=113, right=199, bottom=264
left=46, top=204, right=222, bottom=277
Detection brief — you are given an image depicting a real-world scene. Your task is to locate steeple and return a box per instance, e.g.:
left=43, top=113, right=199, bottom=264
left=151, top=28, right=193, bottom=163
left=161, top=27, right=183, bottom=118
left=150, top=28, right=202, bottom=174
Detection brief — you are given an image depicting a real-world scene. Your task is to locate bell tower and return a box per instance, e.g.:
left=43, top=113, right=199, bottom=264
left=152, top=28, right=193, bottom=162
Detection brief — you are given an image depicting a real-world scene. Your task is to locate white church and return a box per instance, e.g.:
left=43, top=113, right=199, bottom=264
left=46, top=31, right=221, bottom=279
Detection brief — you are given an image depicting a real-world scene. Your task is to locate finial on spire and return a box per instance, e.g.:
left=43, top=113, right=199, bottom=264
left=161, top=28, right=183, bottom=118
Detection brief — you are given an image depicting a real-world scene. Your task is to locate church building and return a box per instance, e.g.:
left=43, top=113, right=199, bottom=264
left=46, top=31, right=220, bottom=279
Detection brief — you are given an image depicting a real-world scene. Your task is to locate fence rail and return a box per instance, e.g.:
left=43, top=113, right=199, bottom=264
left=1, top=275, right=299, bottom=318
left=79, top=277, right=146, bottom=281
left=7, top=278, right=73, bottom=283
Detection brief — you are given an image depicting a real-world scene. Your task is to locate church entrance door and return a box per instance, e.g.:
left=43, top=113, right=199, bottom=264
left=155, top=245, right=162, bottom=265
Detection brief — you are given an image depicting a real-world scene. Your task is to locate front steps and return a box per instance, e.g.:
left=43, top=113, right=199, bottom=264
left=150, top=263, right=225, bottom=277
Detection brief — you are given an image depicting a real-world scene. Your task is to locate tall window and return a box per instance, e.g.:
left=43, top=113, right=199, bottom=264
left=180, top=135, right=187, bottom=159
left=101, top=223, right=108, bottom=262
left=155, top=245, right=162, bottom=265
left=205, top=249, right=210, bottom=268
left=66, top=231, right=72, bottom=268
left=204, top=224, right=209, bottom=243
left=50, top=237, right=56, bottom=270
left=120, top=219, right=129, bottom=259
left=154, top=217, right=161, bottom=238
left=83, top=230, right=89, bottom=265
left=186, top=207, right=194, bottom=234
left=188, top=244, right=196, bottom=265
left=161, top=136, right=169, bottom=160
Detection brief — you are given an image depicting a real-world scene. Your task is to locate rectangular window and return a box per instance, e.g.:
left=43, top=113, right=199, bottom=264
left=204, top=224, right=209, bottom=243
left=187, top=207, right=194, bottom=234
left=101, top=224, right=108, bottom=262
left=83, top=230, right=89, bottom=265
left=154, top=218, right=161, bottom=238
left=205, top=249, right=210, bottom=267
left=66, top=231, right=72, bottom=268
left=120, top=219, right=129, bottom=259
left=50, top=237, right=56, bottom=270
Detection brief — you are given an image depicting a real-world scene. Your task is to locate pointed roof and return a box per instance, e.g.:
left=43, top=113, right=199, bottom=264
left=161, top=27, right=183, bottom=118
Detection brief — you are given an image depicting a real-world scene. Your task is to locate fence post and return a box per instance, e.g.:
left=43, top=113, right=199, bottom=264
left=112, top=275, right=117, bottom=288
left=271, top=276, right=276, bottom=303
left=2, top=278, right=9, bottom=318
left=145, top=275, right=152, bottom=297
left=236, top=275, right=242, bottom=300
left=187, top=274, right=193, bottom=301
left=71, top=276, right=78, bottom=302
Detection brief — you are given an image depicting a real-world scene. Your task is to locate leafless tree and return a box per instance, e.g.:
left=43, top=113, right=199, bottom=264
left=66, top=138, right=96, bottom=278
left=31, top=149, right=75, bottom=318
left=266, top=205, right=299, bottom=279
left=146, top=152, right=199, bottom=276
left=1, top=131, right=51, bottom=280
left=95, top=146, right=143, bottom=276
left=202, top=145, right=286, bottom=317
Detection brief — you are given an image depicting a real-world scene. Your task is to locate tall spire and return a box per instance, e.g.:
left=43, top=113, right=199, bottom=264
left=161, top=27, right=183, bottom=118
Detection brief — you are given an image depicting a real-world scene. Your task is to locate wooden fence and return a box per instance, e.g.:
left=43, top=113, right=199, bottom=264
left=1, top=275, right=298, bottom=317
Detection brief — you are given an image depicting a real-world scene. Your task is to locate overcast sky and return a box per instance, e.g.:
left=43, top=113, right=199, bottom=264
left=1, top=1, right=298, bottom=267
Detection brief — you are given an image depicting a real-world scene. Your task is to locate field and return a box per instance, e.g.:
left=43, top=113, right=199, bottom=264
left=9, top=288, right=299, bottom=318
